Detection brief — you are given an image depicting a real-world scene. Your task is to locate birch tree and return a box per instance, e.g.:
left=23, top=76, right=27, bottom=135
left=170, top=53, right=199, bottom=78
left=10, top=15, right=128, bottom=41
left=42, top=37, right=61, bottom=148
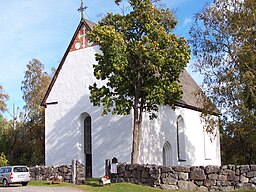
left=189, top=0, right=256, bottom=164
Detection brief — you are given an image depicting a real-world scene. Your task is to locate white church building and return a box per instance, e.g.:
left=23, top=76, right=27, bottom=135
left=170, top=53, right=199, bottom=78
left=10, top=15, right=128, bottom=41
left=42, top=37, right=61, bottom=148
left=41, top=14, right=221, bottom=178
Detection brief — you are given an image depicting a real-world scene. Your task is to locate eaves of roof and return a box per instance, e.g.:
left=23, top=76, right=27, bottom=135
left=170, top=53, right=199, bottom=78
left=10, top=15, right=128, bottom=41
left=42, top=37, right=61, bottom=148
left=178, top=70, right=220, bottom=116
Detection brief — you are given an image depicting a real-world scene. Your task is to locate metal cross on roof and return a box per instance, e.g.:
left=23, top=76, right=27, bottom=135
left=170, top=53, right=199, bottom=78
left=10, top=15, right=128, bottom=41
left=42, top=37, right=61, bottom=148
left=77, top=0, right=88, bottom=20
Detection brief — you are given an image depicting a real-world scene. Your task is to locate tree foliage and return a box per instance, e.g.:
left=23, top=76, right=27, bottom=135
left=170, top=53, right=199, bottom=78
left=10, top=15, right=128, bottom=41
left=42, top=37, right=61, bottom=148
left=0, top=85, right=9, bottom=113
left=0, top=152, right=8, bottom=167
left=22, top=59, right=51, bottom=116
left=0, top=59, right=51, bottom=166
left=0, top=115, right=9, bottom=162
left=189, top=0, right=256, bottom=164
left=20, top=58, right=52, bottom=165
left=0, top=86, right=10, bottom=165
left=89, top=0, right=190, bottom=163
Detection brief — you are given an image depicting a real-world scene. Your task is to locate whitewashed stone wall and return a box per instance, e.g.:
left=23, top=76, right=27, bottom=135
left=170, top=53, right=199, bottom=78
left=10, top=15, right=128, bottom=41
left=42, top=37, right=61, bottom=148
left=45, top=44, right=220, bottom=178
left=45, top=46, right=133, bottom=178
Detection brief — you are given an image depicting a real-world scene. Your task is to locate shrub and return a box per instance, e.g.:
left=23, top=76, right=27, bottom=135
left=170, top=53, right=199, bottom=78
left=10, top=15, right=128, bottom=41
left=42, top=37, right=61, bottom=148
left=0, top=153, right=8, bottom=166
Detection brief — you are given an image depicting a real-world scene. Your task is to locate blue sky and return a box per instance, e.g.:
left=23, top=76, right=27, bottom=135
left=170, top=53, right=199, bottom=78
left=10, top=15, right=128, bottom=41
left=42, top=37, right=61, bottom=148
left=0, top=0, right=211, bottom=117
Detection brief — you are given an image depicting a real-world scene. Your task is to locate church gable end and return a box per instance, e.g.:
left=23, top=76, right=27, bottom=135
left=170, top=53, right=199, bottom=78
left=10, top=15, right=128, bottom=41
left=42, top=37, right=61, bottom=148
left=41, top=19, right=96, bottom=107
left=70, top=21, right=96, bottom=51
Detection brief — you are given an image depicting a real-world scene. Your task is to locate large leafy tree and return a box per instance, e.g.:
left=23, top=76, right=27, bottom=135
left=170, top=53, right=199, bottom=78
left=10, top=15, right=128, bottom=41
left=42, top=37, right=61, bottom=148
left=89, top=0, right=190, bottom=163
left=0, top=85, right=9, bottom=113
left=189, top=0, right=256, bottom=164
left=0, top=113, right=10, bottom=164
left=21, top=59, right=51, bottom=165
left=0, top=85, right=20, bottom=165
left=0, top=85, right=10, bottom=163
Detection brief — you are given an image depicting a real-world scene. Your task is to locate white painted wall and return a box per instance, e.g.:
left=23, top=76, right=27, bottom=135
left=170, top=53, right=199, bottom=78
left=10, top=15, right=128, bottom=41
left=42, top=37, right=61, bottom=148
left=45, top=46, right=132, bottom=177
left=45, top=45, right=221, bottom=178
left=139, top=106, right=221, bottom=166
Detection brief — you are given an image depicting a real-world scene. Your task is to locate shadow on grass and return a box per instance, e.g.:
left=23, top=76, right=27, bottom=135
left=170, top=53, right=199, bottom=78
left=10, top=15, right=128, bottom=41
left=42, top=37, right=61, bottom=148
left=85, top=182, right=102, bottom=188
left=85, top=179, right=112, bottom=188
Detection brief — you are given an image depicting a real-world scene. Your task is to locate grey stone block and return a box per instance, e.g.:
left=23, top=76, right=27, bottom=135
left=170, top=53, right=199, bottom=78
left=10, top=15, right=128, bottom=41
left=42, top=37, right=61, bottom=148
left=190, top=168, right=206, bottom=180
left=178, top=180, right=198, bottom=191
left=205, top=165, right=220, bottom=174
left=160, top=184, right=178, bottom=190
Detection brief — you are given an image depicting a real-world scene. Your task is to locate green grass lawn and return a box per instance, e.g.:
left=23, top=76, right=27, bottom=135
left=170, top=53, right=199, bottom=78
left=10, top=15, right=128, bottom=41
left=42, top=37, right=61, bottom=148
left=29, top=180, right=256, bottom=192
left=29, top=179, right=165, bottom=192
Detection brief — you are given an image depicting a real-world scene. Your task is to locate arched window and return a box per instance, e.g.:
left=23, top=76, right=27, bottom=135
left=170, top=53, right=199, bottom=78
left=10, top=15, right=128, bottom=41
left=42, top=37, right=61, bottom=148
left=84, top=115, right=92, bottom=178
left=204, top=130, right=214, bottom=160
left=177, top=115, right=186, bottom=161
left=163, top=141, right=172, bottom=166
left=84, top=115, right=91, bottom=154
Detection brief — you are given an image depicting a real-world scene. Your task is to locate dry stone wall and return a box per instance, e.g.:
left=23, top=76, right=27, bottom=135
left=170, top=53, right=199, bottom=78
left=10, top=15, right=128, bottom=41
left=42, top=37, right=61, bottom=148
left=111, top=164, right=256, bottom=191
left=29, top=161, right=85, bottom=184
left=30, top=162, right=256, bottom=190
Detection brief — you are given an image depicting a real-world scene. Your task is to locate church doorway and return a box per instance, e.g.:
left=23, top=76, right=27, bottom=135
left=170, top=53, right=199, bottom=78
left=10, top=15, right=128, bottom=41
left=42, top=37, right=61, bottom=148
left=163, top=141, right=172, bottom=166
left=84, top=114, right=92, bottom=178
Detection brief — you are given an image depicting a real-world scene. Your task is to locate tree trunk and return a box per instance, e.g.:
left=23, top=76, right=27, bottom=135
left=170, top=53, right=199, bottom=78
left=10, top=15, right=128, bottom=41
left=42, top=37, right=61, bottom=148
left=131, top=95, right=143, bottom=164
left=131, top=61, right=143, bottom=164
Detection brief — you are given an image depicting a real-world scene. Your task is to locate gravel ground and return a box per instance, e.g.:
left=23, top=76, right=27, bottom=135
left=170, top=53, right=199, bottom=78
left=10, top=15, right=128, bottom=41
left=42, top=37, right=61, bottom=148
left=0, top=186, right=84, bottom=192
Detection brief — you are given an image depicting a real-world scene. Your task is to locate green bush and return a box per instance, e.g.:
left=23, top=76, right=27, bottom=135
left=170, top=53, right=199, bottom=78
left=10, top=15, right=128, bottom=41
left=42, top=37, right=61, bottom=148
left=0, top=152, right=8, bottom=166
